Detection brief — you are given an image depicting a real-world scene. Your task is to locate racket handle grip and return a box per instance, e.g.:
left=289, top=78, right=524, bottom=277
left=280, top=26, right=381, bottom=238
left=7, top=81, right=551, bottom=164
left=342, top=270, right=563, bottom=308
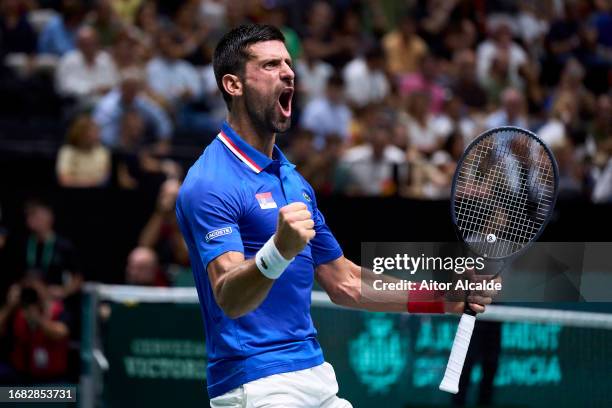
left=439, top=313, right=476, bottom=394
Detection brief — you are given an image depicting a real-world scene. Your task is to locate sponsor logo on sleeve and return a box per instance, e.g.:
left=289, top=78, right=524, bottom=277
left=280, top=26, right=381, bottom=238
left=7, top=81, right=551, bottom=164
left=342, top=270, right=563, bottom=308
left=205, top=227, right=233, bottom=242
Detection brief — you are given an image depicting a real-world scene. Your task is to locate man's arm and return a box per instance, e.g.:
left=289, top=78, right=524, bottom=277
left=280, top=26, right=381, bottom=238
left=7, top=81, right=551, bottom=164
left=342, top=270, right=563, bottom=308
left=207, top=252, right=274, bottom=319
left=316, top=256, right=495, bottom=314
left=207, top=202, right=315, bottom=319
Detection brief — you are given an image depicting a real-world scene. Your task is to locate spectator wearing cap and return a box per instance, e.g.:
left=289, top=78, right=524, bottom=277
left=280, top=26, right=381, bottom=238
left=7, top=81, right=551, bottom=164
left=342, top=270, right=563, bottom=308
left=343, top=45, right=390, bottom=108
left=300, top=72, right=352, bottom=150
left=55, top=25, right=119, bottom=105
left=56, top=114, right=111, bottom=188
left=93, top=68, right=173, bottom=150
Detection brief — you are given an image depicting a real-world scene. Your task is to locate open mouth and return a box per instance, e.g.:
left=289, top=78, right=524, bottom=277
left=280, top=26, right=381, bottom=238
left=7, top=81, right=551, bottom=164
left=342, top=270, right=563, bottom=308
left=278, top=88, right=293, bottom=117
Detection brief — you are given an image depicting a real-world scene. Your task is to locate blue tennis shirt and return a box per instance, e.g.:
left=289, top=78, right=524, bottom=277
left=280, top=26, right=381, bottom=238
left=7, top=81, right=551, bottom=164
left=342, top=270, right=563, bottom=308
left=176, top=121, right=343, bottom=398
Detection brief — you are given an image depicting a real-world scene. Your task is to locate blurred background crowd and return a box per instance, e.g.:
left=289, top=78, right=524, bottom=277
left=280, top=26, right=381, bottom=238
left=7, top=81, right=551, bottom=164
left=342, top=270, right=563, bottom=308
left=0, top=0, right=610, bottom=386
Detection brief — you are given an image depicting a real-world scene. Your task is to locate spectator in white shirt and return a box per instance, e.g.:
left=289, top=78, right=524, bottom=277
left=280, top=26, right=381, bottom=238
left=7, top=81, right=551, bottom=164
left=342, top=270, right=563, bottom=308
left=340, top=120, right=405, bottom=196
left=476, top=19, right=527, bottom=88
left=300, top=73, right=352, bottom=150
left=343, top=45, right=390, bottom=108
left=398, top=91, right=449, bottom=155
left=146, top=28, right=202, bottom=108
left=55, top=26, right=119, bottom=106
left=295, top=49, right=334, bottom=106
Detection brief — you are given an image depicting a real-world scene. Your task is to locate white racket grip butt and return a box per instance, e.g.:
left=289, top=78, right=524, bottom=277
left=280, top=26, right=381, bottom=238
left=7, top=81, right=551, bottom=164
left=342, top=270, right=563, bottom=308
left=439, top=313, right=476, bottom=394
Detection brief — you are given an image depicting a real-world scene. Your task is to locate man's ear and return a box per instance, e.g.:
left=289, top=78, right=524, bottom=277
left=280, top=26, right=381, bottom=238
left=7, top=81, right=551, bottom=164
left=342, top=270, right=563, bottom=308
left=222, top=73, right=242, bottom=98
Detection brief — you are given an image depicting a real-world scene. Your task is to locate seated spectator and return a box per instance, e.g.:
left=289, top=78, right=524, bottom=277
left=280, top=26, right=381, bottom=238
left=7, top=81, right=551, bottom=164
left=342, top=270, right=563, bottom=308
left=538, top=92, right=578, bottom=149
left=87, top=0, right=123, bottom=47
left=382, top=14, right=428, bottom=77
left=301, top=1, right=355, bottom=69
left=398, top=91, right=448, bottom=155
left=553, top=141, right=586, bottom=200
left=38, top=0, right=85, bottom=56
left=0, top=280, right=70, bottom=384
left=145, top=27, right=202, bottom=108
left=339, top=121, right=405, bottom=196
left=300, top=73, right=352, bottom=150
left=552, top=59, right=596, bottom=119
left=112, top=29, right=146, bottom=70
left=480, top=50, right=510, bottom=107
left=295, top=46, right=333, bottom=107
left=592, top=157, right=612, bottom=203
left=55, top=26, right=119, bottom=106
left=114, top=109, right=181, bottom=189
left=399, top=53, right=445, bottom=114
left=343, top=45, right=390, bottom=108
left=485, top=87, right=528, bottom=129
left=590, top=94, right=612, bottom=165
left=476, top=18, right=527, bottom=88
left=542, top=2, right=583, bottom=85
left=405, top=131, right=463, bottom=199
left=125, top=247, right=167, bottom=286
left=450, top=49, right=488, bottom=112
left=93, top=68, right=173, bottom=150
left=138, top=179, right=190, bottom=285
left=0, top=0, right=37, bottom=57
left=133, top=0, right=160, bottom=51
left=172, top=1, right=209, bottom=64
left=56, top=114, right=111, bottom=188
left=433, top=93, right=479, bottom=146
left=17, top=200, right=82, bottom=302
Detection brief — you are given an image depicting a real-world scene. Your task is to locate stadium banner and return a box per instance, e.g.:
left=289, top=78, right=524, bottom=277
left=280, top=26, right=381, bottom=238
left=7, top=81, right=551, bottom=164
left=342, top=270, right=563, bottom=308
left=96, top=294, right=612, bottom=407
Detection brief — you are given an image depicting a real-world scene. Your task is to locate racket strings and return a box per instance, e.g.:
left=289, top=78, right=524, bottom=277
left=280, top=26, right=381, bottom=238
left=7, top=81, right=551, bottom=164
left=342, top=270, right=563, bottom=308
left=454, top=130, right=555, bottom=258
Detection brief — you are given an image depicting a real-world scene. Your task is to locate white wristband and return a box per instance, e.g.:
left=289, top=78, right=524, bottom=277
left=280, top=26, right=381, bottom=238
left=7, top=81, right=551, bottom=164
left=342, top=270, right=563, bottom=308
left=255, top=235, right=294, bottom=279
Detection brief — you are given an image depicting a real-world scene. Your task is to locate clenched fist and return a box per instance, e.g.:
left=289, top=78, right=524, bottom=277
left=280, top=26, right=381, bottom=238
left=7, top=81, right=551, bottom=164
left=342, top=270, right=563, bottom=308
left=274, top=202, right=316, bottom=259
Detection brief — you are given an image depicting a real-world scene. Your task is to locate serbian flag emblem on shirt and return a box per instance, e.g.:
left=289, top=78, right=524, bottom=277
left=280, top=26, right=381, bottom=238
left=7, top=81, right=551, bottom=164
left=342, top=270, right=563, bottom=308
left=256, top=192, right=277, bottom=209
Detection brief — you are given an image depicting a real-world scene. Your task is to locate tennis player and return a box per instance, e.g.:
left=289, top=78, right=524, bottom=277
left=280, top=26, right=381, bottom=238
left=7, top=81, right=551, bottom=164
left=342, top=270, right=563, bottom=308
left=176, top=24, right=495, bottom=407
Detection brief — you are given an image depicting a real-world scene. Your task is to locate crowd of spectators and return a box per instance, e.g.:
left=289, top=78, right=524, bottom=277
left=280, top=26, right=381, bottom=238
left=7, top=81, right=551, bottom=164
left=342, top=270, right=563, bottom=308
left=0, top=0, right=609, bottom=200
left=0, top=0, right=611, bottom=384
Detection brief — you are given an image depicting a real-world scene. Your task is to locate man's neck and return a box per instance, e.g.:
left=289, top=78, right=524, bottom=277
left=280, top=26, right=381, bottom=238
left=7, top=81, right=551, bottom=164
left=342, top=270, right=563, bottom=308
left=35, top=230, right=54, bottom=242
left=227, top=114, right=275, bottom=159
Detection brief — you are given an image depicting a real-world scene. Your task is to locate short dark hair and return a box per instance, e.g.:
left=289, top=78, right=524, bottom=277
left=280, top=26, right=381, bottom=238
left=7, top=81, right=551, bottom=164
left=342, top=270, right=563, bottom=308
left=213, top=24, right=285, bottom=111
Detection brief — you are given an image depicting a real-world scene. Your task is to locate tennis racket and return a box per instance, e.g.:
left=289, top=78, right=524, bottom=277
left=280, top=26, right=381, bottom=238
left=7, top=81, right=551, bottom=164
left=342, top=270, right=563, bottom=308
left=438, top=126, right=559, bottom=394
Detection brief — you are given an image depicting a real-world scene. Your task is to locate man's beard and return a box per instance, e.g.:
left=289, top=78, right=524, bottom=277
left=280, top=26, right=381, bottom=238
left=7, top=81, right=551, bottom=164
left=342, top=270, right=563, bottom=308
left=243, top=85, right=291, bottom=134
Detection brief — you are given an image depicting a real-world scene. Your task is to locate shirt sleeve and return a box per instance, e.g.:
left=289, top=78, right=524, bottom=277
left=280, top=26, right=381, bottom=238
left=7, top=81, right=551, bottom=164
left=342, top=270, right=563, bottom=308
left=177, top=179, right=245, bottom=272
left=304, top=182, right=343, bottom=266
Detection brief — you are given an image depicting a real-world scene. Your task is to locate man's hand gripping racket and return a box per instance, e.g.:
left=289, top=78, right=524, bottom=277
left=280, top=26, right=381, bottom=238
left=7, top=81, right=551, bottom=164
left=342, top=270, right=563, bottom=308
left=439, top=127, right=559, bottom=394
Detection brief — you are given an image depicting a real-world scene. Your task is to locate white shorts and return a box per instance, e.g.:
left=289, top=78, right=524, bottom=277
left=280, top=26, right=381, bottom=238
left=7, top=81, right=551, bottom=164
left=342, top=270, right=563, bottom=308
left=209, top=362, right=353, bottom=408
